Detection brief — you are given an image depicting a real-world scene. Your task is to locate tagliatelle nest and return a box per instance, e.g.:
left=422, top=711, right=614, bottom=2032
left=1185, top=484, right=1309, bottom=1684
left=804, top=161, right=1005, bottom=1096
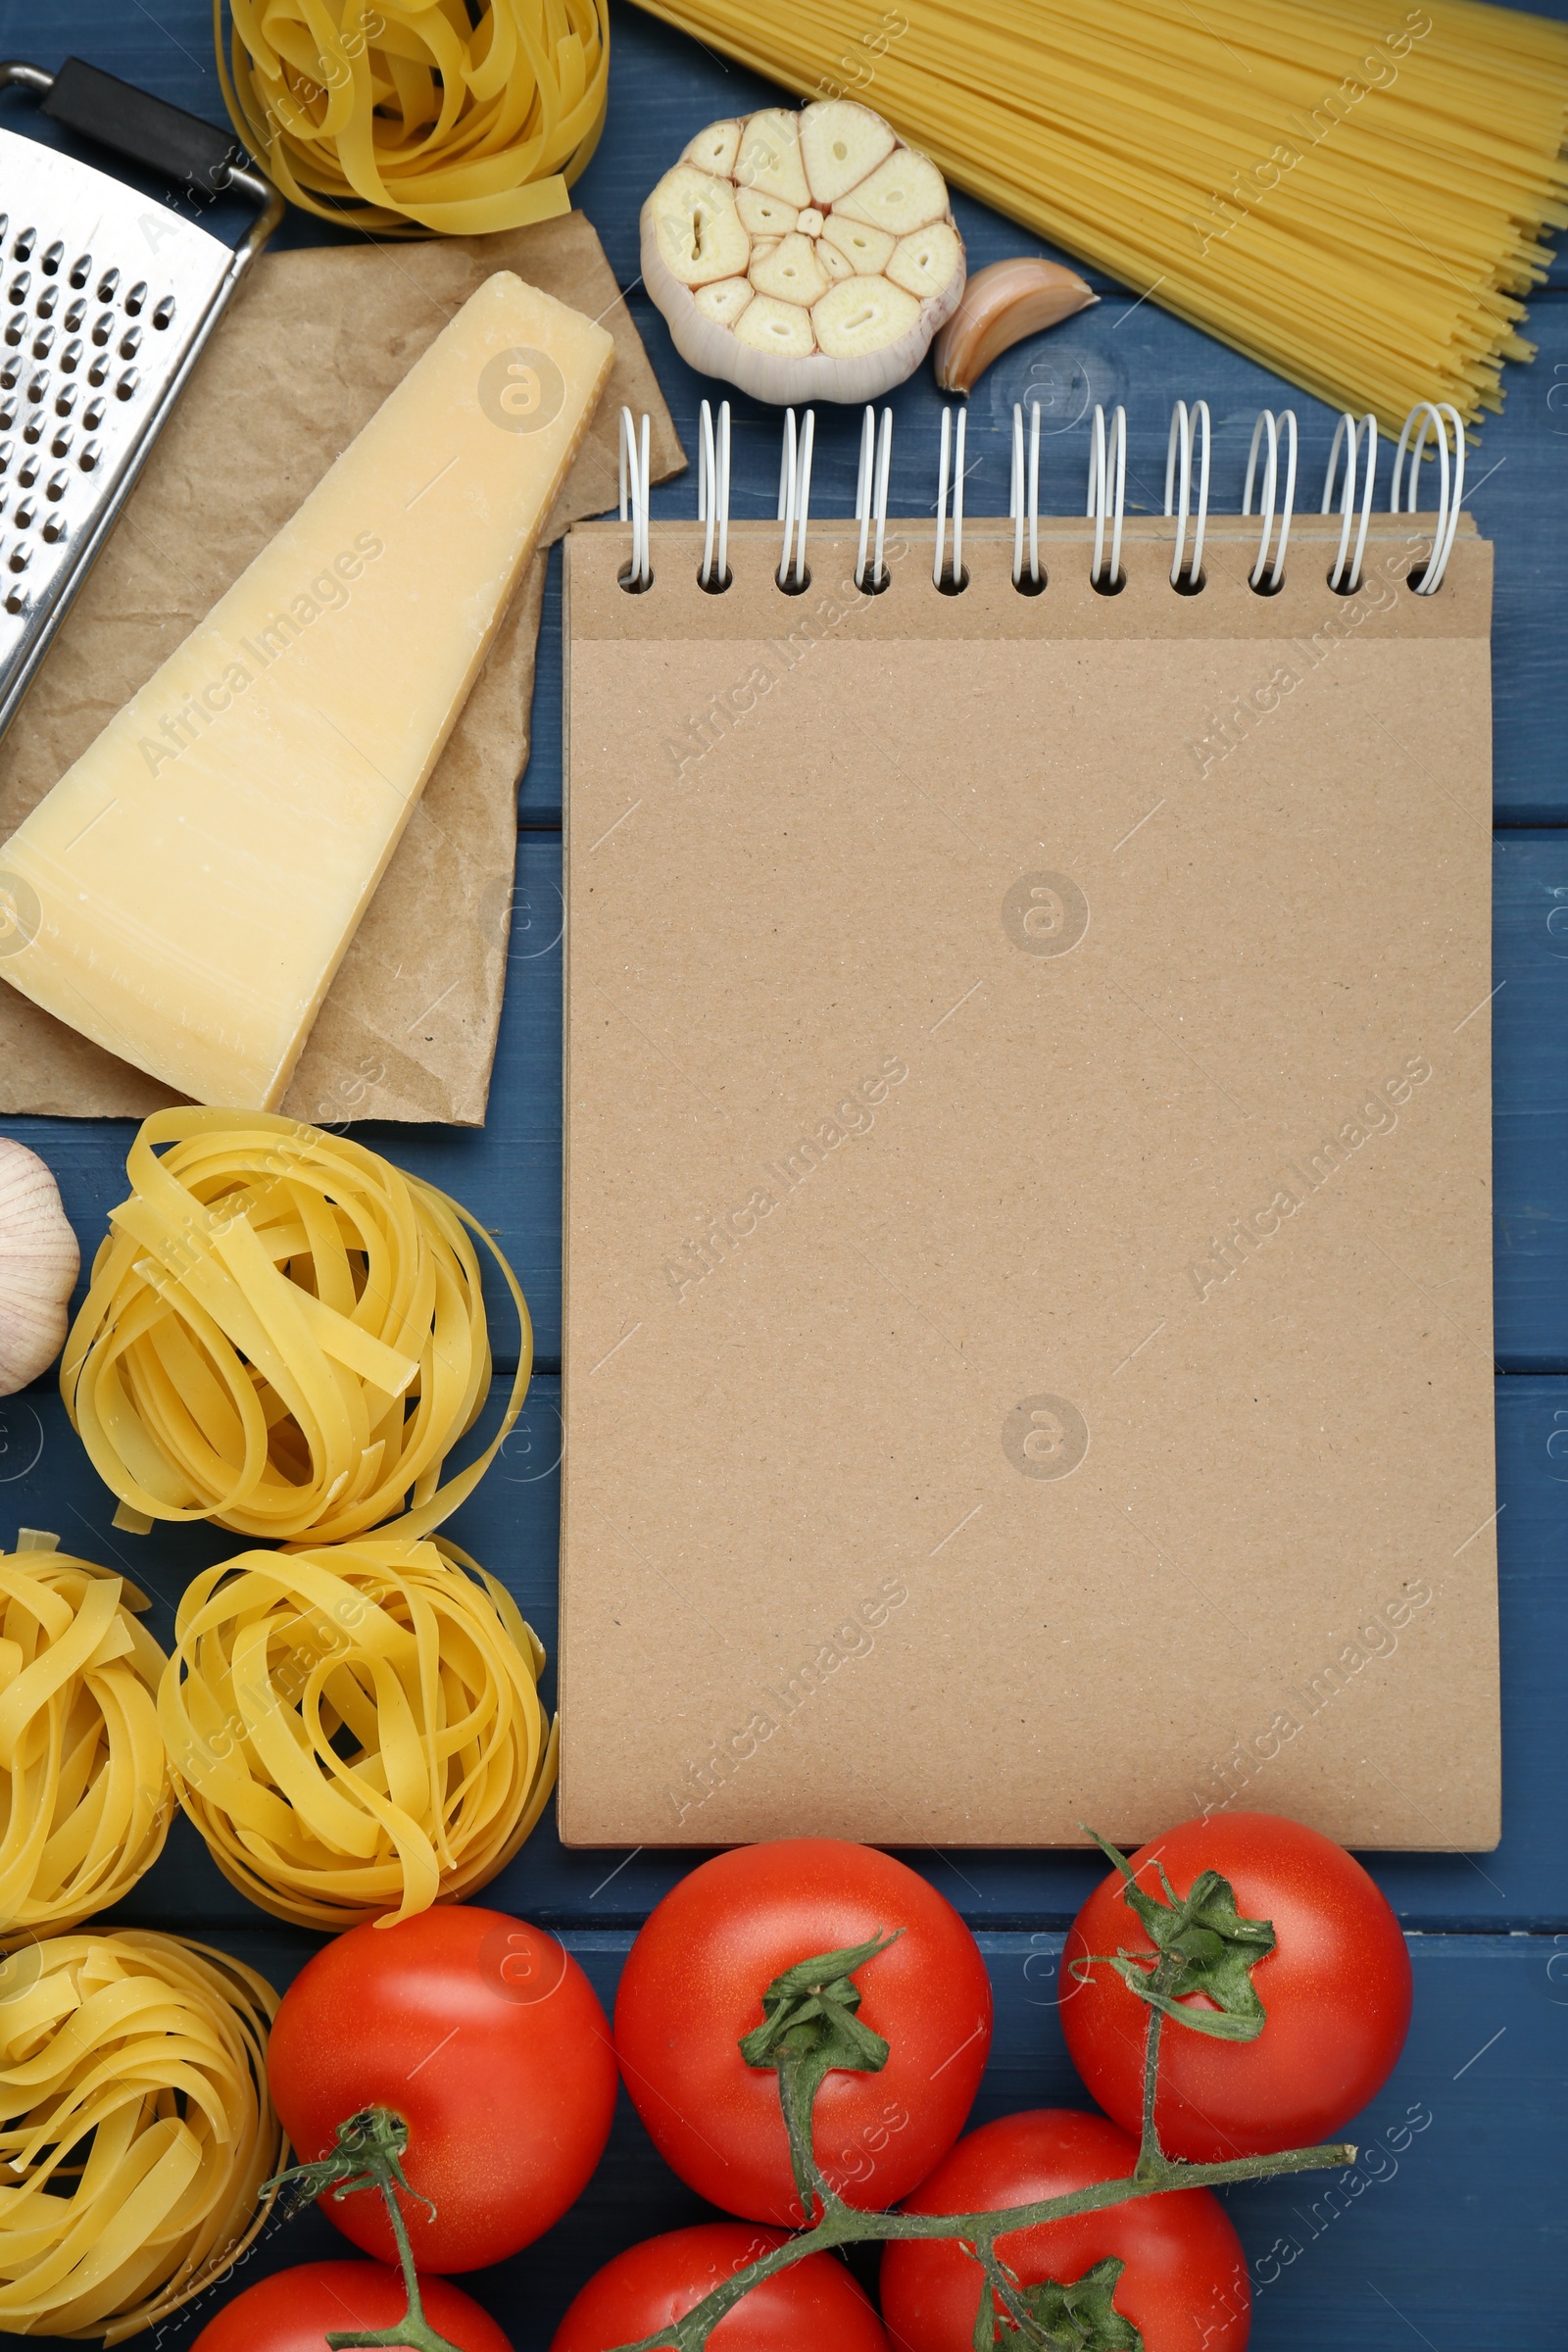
left=0, top=1538, right=172, bottom=1935
left=160, top=1537, right=558, bottom=1930
left=61, top=1109, right=531, bottom=1546
left=0, top=1930, right=281, bottom=2341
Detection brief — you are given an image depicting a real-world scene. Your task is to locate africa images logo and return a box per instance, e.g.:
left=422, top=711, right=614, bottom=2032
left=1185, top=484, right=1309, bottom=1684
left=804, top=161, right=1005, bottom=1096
left=479, top=347, right=566, bottom=433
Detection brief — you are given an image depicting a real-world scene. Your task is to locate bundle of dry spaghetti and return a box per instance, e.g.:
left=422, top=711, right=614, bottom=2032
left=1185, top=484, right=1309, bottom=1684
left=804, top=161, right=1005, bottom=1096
left=160, top=1537, right=558, bottom=1930
left=61, top=1109, right=531, bottom=1546
left=0, top=1931, right=280, bottom=2341
left=216, top=0, right=610, bottom=233
left=0, top=1537, right=171, bottom=1934
left=628, top=0, right=1568, bottom=430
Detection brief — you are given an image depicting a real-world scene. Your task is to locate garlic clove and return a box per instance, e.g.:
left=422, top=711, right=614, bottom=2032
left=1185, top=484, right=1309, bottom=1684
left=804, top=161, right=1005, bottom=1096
left=694, top=277, right=755, bottom=328
left=0, top=1136, right=78, bottom=1396
left=749, top=231, right=831, bottom=308
left=683, top=120, right=742, bottom=177
left=735, top=108, right=811, bottom=206
left=887, top=221, right=964, bottom=304
left=649, top=165, right=751, bottom=288
left=736, top=187, right=797, bottom=239
left=733, top=294, right=816, bottom=357
left=812, top=273, right=922, bottom=359
left=932, top=256, right=1100, bottom=393
left=800, top=99, right=897, bottom=206
left=820, top=215, right=896, bottom=274
left=816, top=240, right=854, bottom=283
left=796, top=207, right=825, bottom=239
left=832, top=148, right=949, bottom=236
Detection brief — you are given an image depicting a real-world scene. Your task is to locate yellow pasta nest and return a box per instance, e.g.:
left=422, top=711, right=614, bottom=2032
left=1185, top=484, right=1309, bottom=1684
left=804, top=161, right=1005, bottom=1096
left=0, top=1539, right=171, bottom=1934
left=0, top=1930, right=280, bottom=2341
left=160, top=1537, right=558, bottom=1930
left=216, top=0, right=610, bottom=235
left=61, top=1108, right=531, bottom=1546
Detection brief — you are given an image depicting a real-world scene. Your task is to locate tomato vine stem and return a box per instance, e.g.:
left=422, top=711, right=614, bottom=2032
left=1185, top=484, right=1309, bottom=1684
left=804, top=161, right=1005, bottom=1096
left=262, top=2108, right=466, bottom=2352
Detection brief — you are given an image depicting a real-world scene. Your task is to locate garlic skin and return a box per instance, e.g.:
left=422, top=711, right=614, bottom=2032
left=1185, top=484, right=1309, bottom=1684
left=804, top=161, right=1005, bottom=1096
left=932, top=257, right=1099, bottom=394
left=0, top=1138, right=78, bottom=1395
left=644, top=102, right=966, bottom=405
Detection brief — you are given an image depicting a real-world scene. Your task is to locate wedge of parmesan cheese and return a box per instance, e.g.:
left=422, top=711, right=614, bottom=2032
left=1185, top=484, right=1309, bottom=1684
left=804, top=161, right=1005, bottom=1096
left=0, top=270, right=612, bottom=1108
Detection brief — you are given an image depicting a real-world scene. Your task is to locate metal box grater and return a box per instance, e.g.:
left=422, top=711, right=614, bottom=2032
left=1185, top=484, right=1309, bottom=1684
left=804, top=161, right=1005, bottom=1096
left=0, top=58, right=279, bottom=739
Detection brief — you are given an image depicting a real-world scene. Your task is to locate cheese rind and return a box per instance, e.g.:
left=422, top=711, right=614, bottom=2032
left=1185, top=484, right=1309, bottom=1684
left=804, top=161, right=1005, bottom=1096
left=0, top=272, right=613, bottom=1109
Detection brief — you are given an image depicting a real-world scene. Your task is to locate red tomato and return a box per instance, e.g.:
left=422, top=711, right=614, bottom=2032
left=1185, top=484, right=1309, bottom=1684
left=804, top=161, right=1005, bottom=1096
left=1060, top=1813, right=1411, bottom=2161
left=268, top=1907, right=617, bottom=2271
left=613, top=1839, right=992, bottom=2225
left=879, top=2110, right=1249, bottom=2352
left=192, top=2261, right=512, bottom=2352
left=550, top=2223, right=888, bottom=2352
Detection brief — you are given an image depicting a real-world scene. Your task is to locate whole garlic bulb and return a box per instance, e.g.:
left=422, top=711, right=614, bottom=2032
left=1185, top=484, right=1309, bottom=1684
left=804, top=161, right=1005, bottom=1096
left=0, top=1137, right=78, bottom=1395
left=642, top=102, right=966, bottom=405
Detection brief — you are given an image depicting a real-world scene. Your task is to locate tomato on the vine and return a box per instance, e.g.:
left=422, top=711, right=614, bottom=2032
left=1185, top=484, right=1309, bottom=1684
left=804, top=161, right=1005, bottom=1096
left=267, top=1907, right=618, bottom=2270
left=1061, top=1812, right=1411, bottom=2160
left=192, top=2262, right=512, bottom=2352
left=879, top=2110, right=1250, bottom=2352
left=549, top=2223, right=888, bottom=2352
left=613, top=1839, right=992, bottom=2225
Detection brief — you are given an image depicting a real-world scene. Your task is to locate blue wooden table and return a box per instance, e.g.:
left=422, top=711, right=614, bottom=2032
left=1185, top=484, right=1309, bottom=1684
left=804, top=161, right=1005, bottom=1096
left=0, top=2, right=1563, bottom=2342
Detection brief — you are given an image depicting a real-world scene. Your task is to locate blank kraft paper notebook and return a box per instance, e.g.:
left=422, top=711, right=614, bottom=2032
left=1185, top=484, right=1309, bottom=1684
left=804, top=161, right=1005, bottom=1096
left=558, top=451, right=1498, bottom=1853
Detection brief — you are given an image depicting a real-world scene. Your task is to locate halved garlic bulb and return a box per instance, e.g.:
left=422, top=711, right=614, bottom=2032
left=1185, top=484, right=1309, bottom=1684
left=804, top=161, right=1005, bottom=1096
left=645, top=101, right=966, bottom=404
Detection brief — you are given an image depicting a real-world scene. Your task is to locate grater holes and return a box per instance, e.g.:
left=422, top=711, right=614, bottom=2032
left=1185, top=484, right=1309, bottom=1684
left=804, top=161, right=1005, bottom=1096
left=65, top=297, right=85, bottom=331
left=96, top=269, right=120, bottom=302
left=11, top=505, right=32, bottom=536
left=8, top=273, right=28, bottom=305
left=53, top=385, right=75, bottom=418
left=9, top=542, right=30, bottom=572
left=117, top=368, right=139, bottom=401
left=5, top=588, right=24, bottom=614
left=11, top=229, right=33, bottom=262
left=3, top=315, right=22, bottom=349
left=0, top=443, right=11, bottom=473
left=79, top=439, right=101, bottom=471
left=90, top=313, right=113, bottom=347
left=0, top=402, right=15, bottom=433
left=68, top=254, right=90, bottom=290
left=30, top=327, right=52, bottom=361
left=120, top=326, right=141, bottom=361
left=16, top=456, right=34, bottom=488
left=124, top=280, right=148, bottom=317
left=44, top=467, right=67, bottom=502
left=21, top=416, right=41, bottom=445
left=40, top=241, right=63, bottom=276
left=0, top=362, right=17, bottom=393
left=153, top=294, right=175, bottom=330
left=61, top=340, right=80, bottom=374
left=40, top=514, right=65, bottom=544
left=82, top=397, right=104, bottom=430
left=34, top=284, right=57, bottom=320
left=86, top=355, right=108, bottom=388
left=24, top=370, right=48, bottom=405
left=49, top=429, right=70, bottom=458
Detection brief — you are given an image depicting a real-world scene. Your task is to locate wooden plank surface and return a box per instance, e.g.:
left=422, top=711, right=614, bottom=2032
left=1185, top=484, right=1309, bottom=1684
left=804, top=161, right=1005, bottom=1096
left=0, top=0, right=1562, bottom=2344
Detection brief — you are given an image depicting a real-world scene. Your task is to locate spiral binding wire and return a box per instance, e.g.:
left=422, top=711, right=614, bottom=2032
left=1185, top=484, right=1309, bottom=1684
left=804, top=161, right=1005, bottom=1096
left=1164, top=399, right=1211, bottom=590
left=856, top=405, right=893, bottom=593
left=1242, top=409, right=1298, bottom=593
left=1087, top=402, right=1126, bottom=592
left=934, top=404, right=966, bottom=589
left=697, top=398, right=731, bottom=590
left=777, top=408, right=815, bottom=591
left=1322, top=413, right=1377, bottom=594
left=1391, top=401, right=1466, bottom=595
left=1010, top=400, right=1043, bottom=590
left=618, top=407, right=651, bottom=592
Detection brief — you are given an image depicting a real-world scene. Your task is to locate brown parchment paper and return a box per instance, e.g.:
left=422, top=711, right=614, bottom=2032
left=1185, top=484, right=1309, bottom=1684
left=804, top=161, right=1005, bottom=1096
left=560, top=514, right=1498, bottom=1851
left=0, top=210, right=683, bottom=1124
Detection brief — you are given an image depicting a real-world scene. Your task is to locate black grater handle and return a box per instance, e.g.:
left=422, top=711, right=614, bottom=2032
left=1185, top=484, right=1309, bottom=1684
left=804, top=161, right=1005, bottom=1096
left=39, top=57, right=243, bottom=197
